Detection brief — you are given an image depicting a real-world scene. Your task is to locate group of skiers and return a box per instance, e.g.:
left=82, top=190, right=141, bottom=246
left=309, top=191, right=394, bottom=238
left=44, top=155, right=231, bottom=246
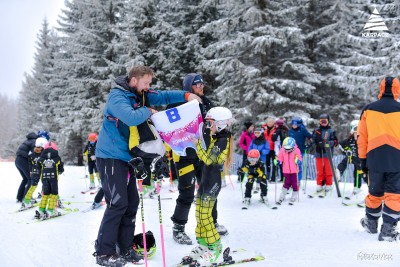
left=14, top=72, right=400, bottom=267
left=15, top=130, right=64, bottom=219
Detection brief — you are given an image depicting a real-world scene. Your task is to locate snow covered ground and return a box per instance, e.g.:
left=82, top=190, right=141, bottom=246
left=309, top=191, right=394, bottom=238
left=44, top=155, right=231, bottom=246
left=1, top=161, right=399, bottom=267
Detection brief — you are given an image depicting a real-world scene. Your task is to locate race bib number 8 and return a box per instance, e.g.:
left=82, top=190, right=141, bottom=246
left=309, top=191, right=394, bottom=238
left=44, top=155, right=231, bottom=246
left=166, top=108, right=181, bottom=123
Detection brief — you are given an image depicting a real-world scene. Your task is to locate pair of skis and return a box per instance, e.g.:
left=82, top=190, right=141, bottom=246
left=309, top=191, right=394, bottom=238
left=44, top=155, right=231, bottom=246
left=173, top=247, right=265, bottom=267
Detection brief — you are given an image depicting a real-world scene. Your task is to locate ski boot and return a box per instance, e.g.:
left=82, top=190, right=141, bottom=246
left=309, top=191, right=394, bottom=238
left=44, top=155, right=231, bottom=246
left=289, top=191, right=299, bottom=202
left=120, top=247, right=144, bottom=264
left=190, top=239, right=222, bottom=265
left=378, top=222, right=399, bottom=242
left=92, top=202, right=102, bottom=210
left=19, top=201, right=33, bottom=211
left=58, top=199, right=65, bottom=209
left=360, top=217, right=378, bottom=234
left=215, top=223, right=228, bottom=236
left=34, top=209, right=46, bottom=220
left=173, top=223, right=193, bottom=245
left=89, top=182, right=96, bottom=190
left=276, top=187, right=288, bottom=205
left=94, top=253, right=127, bottom=267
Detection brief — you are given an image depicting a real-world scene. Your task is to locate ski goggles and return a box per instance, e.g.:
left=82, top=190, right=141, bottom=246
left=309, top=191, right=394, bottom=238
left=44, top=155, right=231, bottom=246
left=205, top=120, right=214, bottom=128
left=254, top=130, right=262, bottom=136
left=248, top=157, right=258, bottom=164
left=319, top=119, right=329, bottom=125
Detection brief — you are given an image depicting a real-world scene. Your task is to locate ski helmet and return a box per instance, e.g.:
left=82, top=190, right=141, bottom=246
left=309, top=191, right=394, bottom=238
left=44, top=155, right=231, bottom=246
left=38, top=130, right=50, bottom=140
left=35, top=137, right=48, bottom=148
left=205, top=107, right=233, bottom=132
left=247, top=149, right=260, bottom=164
left=44, top=141, right=57, bottom=151
left=349, top=120, right=359, bottom=134
left=319, top=114, right=330, bottom=126
left=282, top=137, right=296, bottom=151
left=253, top=128, right=263, bottom=136
left=132, top=231, right=156, bottom=259
left=88, top=133, right=98, bottom=142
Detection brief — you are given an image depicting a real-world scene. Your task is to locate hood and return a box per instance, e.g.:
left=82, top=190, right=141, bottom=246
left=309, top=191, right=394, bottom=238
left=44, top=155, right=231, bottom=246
left=113, top=76, right=136, bottom=93
left=182, top=73, right=198, bottom=93
left=378, top=77, right=400, bottom=100
left=26, top=132, right=38, bottom=140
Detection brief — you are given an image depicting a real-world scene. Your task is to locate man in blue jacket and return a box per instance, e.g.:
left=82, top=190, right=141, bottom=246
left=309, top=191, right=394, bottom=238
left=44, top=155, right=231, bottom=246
left=94, top=66, right=201, bottom=266
left=288, top=117, right=312, bottom=183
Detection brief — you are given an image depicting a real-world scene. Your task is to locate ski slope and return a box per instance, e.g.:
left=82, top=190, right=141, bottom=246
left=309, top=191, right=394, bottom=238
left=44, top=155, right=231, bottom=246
left=1, top=162, right=398, bottom=267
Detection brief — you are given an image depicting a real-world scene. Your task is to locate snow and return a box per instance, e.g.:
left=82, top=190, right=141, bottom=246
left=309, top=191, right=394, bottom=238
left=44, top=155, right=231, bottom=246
left=1, top=161, right=398, bottom=267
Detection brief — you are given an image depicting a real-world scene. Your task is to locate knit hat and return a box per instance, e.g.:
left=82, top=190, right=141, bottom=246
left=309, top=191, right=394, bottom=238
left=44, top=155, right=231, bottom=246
left=192, top=75, right=204, bottom=85
left=244, top=121, right=253, bottom=130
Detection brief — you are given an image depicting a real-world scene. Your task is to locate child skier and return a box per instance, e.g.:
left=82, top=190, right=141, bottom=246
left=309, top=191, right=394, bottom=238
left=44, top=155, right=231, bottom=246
left=19, top=137, right=48, bottom=211
left=275, top=137, right=302, bottom=204
left=311, top=114, right=338, bottom=194
left=34, top=142, right=64, bottom=219
left=83, top=132, right=100, bottom=189
left=248, top=128, right=270, bottom=193
left=337, top=120, right=366, bottom=195
left=237, top=149, right=268, bottom=207
left=185, top=106, right=233, bottom=265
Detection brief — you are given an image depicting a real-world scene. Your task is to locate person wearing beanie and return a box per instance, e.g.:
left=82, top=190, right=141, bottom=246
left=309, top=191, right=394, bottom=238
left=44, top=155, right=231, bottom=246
left=359, top=77, right=400, bottom=242
left=239, top=121, right=255, bottom=174
left=311, top=114, right=337, bottom=194
left=167, top=73, right=228, bottom=245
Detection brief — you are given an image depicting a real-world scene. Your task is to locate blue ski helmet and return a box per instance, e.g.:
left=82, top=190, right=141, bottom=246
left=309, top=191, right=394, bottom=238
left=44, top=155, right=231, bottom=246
left=38, top=130, right=50, bottom=140
left=291, top=116, right=302, bottom=126
left=283, top=137, right=296, bottom=151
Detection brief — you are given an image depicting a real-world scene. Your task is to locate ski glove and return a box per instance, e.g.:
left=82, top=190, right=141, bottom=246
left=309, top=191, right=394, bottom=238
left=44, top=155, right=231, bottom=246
left=360, top=159, right=368, bottom=175
left=345, top=150, right=352, bottom=157
left=128, top=157, right=147, bottom=180
left=273, top=159, right=281, bottom=166
left=151, top=156, right=169, bottom=180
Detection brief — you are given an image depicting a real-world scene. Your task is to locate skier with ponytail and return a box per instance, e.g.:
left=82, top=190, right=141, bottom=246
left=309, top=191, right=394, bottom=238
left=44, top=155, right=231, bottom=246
left=184, top=106, right=233, bottom=266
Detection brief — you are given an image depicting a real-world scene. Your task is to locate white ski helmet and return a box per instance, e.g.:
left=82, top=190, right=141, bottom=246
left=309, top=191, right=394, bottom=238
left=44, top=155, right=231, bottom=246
left=205, top=107, right=233, bottom=132
left=35, top=137, right=48, bottom=148
left=349, top=120, right=359, bottom=134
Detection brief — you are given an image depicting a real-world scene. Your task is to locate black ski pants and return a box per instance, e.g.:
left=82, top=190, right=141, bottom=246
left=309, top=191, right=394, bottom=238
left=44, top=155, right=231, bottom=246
left=171, top=160, right=203, bottom=225
left=95, top=158, right=139, bottom=255
left=15, top=155, right=30, bottom=202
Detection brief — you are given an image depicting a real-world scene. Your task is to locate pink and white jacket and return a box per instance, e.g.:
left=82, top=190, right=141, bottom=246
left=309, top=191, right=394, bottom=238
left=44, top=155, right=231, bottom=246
left=277, top=146, right=302, bottom=174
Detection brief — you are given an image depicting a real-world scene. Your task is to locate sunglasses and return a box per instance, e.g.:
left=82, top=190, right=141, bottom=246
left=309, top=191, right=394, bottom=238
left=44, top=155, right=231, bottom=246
left=254, top=131, right=262, bottom=135
left=194, top=83, right=204, bottom=88
left=319, top=119, right=328, bottom=125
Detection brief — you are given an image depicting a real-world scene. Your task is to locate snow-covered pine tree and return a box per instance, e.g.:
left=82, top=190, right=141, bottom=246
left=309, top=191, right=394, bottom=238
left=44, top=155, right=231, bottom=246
left=200, top=0, right=320, bottom=129
left=55, top=0, right=118, bottom=162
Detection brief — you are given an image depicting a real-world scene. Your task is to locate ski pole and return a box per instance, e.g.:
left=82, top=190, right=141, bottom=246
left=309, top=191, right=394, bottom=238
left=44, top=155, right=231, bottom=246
left=155, top=179, right=167, bottom=267
left=137, top=179, right=148, bottom=267
left=341, top=156, right=350, bottom=204
left=302, top=149, right=308, bottom=194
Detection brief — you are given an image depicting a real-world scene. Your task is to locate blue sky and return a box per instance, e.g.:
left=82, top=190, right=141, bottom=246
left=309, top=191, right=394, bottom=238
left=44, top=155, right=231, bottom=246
left=0, top=0, right=64, bottom=99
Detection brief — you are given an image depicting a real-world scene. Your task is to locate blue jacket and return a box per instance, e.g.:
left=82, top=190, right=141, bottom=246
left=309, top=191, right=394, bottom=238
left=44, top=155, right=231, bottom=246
left=96, top=76, right=186, bottom=162
left=248, top=137, right=270, bottom=163
left=288, top=126, right=312, bottom=153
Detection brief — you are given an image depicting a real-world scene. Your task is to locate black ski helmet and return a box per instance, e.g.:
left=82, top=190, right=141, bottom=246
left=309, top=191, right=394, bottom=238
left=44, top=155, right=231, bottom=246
left=132, top=231, right=156, bottom=259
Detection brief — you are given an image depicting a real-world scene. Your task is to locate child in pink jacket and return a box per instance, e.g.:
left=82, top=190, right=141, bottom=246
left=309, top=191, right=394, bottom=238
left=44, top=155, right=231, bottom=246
left=275, top=137, right=302, bottom=204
